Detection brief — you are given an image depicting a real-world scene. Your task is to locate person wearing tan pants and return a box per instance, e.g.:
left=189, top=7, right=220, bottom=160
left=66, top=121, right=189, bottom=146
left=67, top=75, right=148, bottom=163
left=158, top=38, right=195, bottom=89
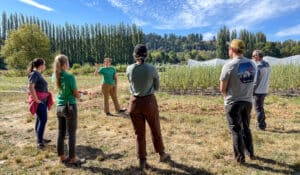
left=94, top=58, right=125, bottom=116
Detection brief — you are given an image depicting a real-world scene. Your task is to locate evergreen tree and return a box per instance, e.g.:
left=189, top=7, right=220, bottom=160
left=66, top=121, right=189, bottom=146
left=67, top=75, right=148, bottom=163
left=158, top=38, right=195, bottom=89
left=216, top=26, right=230, bottom=59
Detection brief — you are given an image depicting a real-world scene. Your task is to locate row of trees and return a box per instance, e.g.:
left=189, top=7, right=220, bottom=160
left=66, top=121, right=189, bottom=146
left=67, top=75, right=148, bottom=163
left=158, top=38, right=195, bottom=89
left=1, top=12, right=300, bottom=69
left=0, top=12, right=143, bottom=69
left=216, top=26, right=300, bottom=59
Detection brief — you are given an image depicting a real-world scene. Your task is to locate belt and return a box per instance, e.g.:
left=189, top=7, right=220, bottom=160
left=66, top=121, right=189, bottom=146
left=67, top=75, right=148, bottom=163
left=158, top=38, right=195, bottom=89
left=133, top=94, right=153, bottom=98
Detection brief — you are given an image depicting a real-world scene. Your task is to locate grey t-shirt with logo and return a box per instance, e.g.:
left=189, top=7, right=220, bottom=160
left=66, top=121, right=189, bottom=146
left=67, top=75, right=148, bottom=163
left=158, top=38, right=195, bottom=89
left=220, top=57, right=256, bottom=105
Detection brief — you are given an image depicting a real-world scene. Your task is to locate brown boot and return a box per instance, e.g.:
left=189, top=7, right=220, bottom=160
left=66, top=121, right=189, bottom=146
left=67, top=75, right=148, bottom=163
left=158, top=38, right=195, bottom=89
left=159, top=152, right=171, bottom=162
left=139, top=158, right=148, bottom=171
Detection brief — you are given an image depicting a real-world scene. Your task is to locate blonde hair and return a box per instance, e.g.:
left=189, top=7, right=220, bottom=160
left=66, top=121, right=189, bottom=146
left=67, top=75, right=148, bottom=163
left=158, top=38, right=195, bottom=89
left=53, top=54, right=68, bottom=90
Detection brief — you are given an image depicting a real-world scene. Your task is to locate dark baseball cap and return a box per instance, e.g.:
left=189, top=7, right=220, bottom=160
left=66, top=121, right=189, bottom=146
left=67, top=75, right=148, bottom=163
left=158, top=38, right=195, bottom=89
left=134, top=44, right=147, bottom=57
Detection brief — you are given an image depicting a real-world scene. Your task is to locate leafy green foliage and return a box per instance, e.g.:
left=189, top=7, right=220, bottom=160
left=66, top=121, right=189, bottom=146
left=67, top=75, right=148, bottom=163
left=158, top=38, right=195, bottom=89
left=0, top=24, right=50, bottom=69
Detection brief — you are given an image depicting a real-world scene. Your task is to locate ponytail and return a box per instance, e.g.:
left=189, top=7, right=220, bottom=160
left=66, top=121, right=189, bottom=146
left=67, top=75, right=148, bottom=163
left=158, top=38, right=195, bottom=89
left=27, top=61, right=34, bottom=75
left=53, top=54, right=68, bottom=90
left=27, top=58, right=45, bottom=75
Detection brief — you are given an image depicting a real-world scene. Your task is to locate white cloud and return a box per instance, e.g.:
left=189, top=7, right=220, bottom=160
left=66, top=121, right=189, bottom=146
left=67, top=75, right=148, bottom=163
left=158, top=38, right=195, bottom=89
left=81, top=0, right=100, bottom=8
left=227, top=0, right=300, bottom=30
left=131, top=18, right=148, bottom=26
left=203, top=32, right=215, bottom=41
left=276, top=24, right=300, bottom=37
left=102, top=0, right=300, bottom=31
left=107, top=0, right=130, bottom=13
left=19, top=0, right=54, bottom=11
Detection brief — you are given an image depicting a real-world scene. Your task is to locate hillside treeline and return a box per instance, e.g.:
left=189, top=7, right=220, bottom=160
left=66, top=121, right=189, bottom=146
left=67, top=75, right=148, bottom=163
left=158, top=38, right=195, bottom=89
left=1, top=12, right=300, bottom=69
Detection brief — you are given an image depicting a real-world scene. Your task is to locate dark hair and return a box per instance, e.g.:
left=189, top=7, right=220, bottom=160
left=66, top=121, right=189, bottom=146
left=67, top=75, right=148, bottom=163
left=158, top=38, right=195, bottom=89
left=27, top=58, right=45, bottom=75
left=133, top=44, right=147, bottom=63
left=253, top=50, right=264, bottom=58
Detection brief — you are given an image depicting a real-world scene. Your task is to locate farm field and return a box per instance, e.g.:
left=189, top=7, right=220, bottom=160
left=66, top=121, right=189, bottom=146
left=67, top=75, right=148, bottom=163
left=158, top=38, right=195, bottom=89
left=0, top=75, right=299, bottom=175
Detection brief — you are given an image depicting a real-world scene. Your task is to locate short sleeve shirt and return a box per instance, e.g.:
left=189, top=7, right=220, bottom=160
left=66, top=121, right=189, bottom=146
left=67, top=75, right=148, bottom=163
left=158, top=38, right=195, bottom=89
left=28, top=71, right=48, bottom=92
left=220, top=57, right=256, bottom=105
left=98, top=67, right=116, bottom=85
left=56, top=70, right=78, bottom=106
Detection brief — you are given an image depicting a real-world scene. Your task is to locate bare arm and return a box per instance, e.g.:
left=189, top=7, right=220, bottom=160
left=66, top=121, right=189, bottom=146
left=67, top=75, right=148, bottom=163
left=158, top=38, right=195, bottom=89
left=28, top=83, right=42, bottom=103
left=114, top=73, right=118, bottom=85
left=94, top=63, right=100, bottom=76
left=73, top=89, right=88, bottom=99
left=220, top=80, right=228, bottom=97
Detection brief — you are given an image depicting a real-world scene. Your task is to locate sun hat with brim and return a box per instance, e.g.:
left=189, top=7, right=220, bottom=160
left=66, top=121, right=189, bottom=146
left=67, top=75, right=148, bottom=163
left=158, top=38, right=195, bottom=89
left=226, top=39, right=245, bottom=53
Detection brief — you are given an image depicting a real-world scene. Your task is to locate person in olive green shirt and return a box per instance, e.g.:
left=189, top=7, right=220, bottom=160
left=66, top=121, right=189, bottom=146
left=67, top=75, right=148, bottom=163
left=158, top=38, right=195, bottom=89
left=53, top=54, right=87, bottom=166
left=94, top=58, right=125, bottom=116
left=126, top=44, right=170, bottom=170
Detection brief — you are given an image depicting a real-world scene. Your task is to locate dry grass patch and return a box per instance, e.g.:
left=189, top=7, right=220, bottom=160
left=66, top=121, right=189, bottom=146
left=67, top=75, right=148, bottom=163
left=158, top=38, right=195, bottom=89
left=0, top=76, right=299, bottom=174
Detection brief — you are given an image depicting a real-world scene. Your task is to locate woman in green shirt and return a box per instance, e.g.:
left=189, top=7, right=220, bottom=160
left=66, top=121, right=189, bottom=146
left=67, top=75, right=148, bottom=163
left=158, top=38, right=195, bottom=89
left=94, top=58, right=125, bottom=116
left=53, top=54, right=86, bottom=166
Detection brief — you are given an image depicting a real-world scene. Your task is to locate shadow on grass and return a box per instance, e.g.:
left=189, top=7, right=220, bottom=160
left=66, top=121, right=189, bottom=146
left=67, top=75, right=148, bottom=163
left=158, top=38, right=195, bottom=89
left=266, top=129, right=300, bottom=134
left=149, top=159, right=213, bottom=175
left=243, top=156, right=296, bottom=174
left=76, top=145, right=123, bottom=161
left=76, top=157, right=212, bottom=175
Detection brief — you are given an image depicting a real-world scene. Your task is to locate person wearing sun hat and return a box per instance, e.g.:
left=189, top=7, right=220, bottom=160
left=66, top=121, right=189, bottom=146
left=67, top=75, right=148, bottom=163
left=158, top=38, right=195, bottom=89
left=126, top=44, right=170, bottom=170
left=220, top=39, right=257, bottom=164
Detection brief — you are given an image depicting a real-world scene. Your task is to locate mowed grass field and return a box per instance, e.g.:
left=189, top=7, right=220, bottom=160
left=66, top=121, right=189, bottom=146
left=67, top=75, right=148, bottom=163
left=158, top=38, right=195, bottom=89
left=0, top=74, right=299, bottom=175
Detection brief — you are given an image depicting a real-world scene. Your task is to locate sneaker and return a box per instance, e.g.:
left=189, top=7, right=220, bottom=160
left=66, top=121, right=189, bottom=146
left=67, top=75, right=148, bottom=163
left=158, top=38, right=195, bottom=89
left=159, top=152, right=171, bottom=162
left=43, top=139, right=51, bottom=144
left=237, top=156, right=246, bottom=164
left=118, top=109, right=126, bottom=113
left=67, top=158, right=86, bottom=167
left=106, top=112, right=114, bottom=116
left=60, top=157, right=70, bottom=164
left=37, top=143, right=45, bottom=150
left=249, top=155, right=256, bottom=160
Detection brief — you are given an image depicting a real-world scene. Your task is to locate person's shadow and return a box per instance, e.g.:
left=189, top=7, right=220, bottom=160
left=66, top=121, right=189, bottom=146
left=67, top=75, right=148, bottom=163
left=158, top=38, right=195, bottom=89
left=76, top=145, right=123, bottom=161
left=78, top=155, right=212, bottom=175
left=147, top=158, right=213, bottom=175
left=266, top=129, right=300, bottom=134
left=243, top=156, right=298, bottom=174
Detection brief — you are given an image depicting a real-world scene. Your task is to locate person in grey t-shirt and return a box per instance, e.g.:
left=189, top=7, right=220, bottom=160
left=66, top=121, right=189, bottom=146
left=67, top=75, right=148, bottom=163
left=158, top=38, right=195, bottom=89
left=252, top=50, right=271, bottom=130
left=220, top=39, right=256, bottom=164
left=126, top=44, right=170, bottom=170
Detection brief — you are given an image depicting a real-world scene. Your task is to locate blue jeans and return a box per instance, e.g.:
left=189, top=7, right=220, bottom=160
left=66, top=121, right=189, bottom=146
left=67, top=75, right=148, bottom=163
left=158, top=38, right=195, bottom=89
left=253, top=94, right=267, bottom=129
left=35, top=99, right=48, bottom=144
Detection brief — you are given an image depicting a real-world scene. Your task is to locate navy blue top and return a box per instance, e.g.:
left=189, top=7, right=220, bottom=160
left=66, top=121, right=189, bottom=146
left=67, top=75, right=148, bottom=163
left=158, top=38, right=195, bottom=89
left=28, top=71, right=48, bottom=92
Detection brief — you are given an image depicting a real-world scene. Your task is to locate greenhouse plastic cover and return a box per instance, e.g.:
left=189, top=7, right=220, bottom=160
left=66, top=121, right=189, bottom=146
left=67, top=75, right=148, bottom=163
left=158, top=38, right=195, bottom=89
left=188, top=55, right=300, bottom=67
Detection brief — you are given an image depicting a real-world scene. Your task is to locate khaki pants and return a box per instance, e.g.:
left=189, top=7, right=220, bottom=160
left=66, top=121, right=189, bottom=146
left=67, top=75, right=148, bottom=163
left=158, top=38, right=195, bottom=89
left=101, top=84, right=121, bottom=113
left=128, top=94, right=165, bottom=159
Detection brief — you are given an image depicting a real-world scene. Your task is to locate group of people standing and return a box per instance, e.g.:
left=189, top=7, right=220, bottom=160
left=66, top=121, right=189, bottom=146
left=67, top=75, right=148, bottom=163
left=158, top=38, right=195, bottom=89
left=27, top=40, right=270, bottom=169
left=220, top=39, right=270, bottom=164
left=27, top=44, right=170, bottom=169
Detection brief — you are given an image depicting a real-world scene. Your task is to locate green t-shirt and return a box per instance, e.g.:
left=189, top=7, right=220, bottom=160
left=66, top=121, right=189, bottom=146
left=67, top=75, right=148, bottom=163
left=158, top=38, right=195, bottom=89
left=98, top=67, right=116, bottom=85
left=56, top=70, right=77, bottom=106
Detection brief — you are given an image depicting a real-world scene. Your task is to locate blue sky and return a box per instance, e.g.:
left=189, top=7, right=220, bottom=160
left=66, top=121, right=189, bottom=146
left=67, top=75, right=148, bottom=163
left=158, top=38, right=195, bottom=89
left=1, top=0, right=300, bottom=41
